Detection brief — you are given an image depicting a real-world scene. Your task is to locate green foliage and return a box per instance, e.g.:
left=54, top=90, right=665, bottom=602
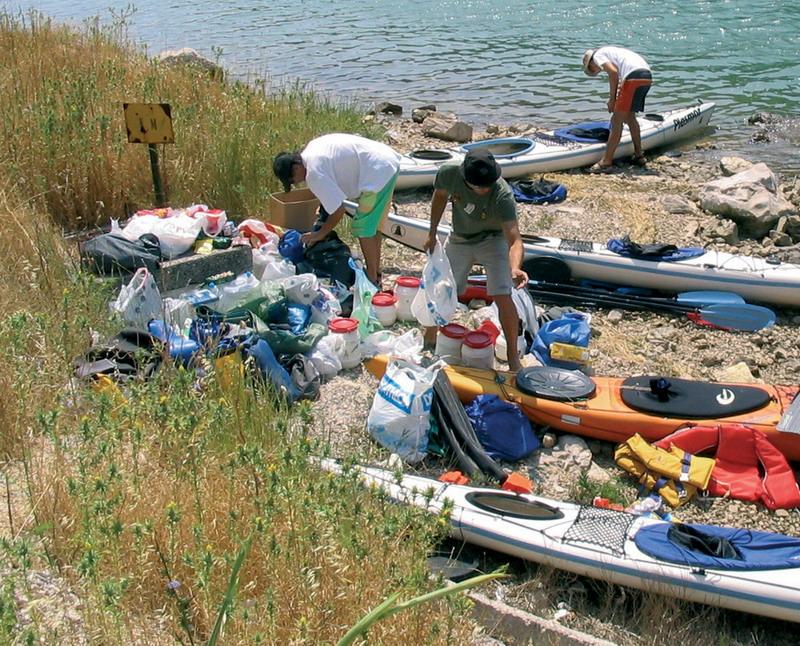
left=571, top=472, right=634, bottom=507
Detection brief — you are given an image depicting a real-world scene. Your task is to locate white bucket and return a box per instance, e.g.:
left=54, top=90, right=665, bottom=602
left=394, top=276, right=421, bottom=322
left=435, top=323, right=468, bottom=364
left=372, top=292, right=398, bottom=327
left=461, top=330, right=495, bottom=370
left=327, top=317, right=362, bottom=369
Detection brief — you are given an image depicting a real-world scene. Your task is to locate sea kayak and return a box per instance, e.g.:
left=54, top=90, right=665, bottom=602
left=395, top=102, right=716, bottom=190
left=365, top=356, right=800, bottom=462
left=382, top=211, right=800, bottom=307
left=320, top=460, right=800, bottom=624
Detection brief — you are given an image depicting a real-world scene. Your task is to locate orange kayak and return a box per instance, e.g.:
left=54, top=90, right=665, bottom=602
left=365, top=356, right=800, bottom=462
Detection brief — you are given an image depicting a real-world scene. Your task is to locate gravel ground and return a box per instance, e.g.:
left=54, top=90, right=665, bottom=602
left=308, top=115, right=800, bottom=644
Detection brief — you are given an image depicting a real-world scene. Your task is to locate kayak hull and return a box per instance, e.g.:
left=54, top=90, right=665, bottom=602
left=365, top=356, right=800, bottom=462
left=382, top=212, right=800, bottom=307
left=322, top=460, right=800, bottom=624
left=395, top=102, right=716, bottom=190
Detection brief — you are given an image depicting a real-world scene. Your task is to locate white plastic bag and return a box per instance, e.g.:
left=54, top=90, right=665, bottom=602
left=111, top=268, right=162, bottom=327
left=367, top=359, right=442, bottom=464
left=411, top=239, right=458, bottom=327
left=308, top=334, right=344, bottom=378
left=361, top=328, right=424, bottom=362
left=162, top=297, right=195, bottom=327
left=251, top=243, right=281, bottom=280
left=310, top=286, right=342, bottom=325
left=279, top=273, right=319, bottom=305
left=260, top=257, right=295, bottom=281
left=121, top=213, right=203, bottom=259
left=215, top=272, right=261, bottom=312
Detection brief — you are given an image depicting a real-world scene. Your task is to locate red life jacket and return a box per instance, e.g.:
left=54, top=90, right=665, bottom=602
left=654, top=423, right=800, bottom=511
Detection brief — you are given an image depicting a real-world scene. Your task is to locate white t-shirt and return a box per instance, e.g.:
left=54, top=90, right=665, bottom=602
left=301, top=133, right=401, bottom=213
left=592, top=46, right=650, bottom=81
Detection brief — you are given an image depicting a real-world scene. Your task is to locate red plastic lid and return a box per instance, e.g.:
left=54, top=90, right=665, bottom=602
left=463, top=330, right=494, bottom=349
left=395, top=276, right=421, bottom=289
left=439, top=323, right=468, bottom=339
left=372, top=291, right=398, bottom=307
left=328, top=317, right=359, bottom=334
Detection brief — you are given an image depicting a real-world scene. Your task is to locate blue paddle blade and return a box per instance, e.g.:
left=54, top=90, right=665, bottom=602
left=677, top=291, right=745, bottom=306
left=698, top=303, right=776, bottom=332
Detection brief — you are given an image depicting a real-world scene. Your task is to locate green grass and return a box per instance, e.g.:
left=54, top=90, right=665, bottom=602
left=0, top=12, right=477, bottom=644
left=0, top=9, right=380, bottom=232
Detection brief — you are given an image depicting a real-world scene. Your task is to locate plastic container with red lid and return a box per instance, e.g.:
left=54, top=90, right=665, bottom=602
left=394, top=276, right=421, bottom=321
left=327, top=317, right=361, bottom=369
left=435, top=323, right=468, bottom=365
left=371, top=292, right=398, bottom=327
left=461, top=330, right=495, bottom=369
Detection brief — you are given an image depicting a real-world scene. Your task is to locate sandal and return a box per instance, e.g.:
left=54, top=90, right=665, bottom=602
left=631, top=154, right=647, bottom=167
left=588, top=162, right=615, bottom=174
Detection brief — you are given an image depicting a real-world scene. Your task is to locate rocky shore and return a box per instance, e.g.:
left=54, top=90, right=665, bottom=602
left=310, top=108, right=800, bottom=644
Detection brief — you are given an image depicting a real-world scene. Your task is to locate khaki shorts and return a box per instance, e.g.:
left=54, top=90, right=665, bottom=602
left=445, top=232, right=513, bottom=296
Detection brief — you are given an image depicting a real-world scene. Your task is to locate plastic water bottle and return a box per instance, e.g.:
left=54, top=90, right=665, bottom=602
left=627, top=496, right=663, bottom=517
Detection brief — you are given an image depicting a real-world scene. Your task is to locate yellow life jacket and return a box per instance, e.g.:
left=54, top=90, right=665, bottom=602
left=615, top=434, right=716, bottom=507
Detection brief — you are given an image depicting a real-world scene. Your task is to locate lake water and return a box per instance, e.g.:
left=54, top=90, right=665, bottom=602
left=6, top=0, right=800, bottom=169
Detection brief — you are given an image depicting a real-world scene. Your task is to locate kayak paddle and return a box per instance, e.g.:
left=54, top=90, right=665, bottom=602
left=465, top=276, right=776, bottom=332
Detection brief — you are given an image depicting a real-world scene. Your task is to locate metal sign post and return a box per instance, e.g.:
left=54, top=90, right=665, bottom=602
left=123, top=102, right=175, bottom=207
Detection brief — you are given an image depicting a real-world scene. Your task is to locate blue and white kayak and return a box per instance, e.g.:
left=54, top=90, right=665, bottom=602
left=382, top=212, right=800, bottom=307
left=395, top=102, right=716, bottom=190
left=321, top=460, right=800, bottom=623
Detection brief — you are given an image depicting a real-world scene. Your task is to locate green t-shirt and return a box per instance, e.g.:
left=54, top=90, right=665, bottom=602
left=433, top=163, right=517, bottom=241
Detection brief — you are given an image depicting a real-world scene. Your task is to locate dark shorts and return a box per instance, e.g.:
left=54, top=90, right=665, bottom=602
left=615, top=69, right=652, bottom=113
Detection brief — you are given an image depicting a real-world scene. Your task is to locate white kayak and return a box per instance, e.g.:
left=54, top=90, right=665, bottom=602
left=382, top=212, right=800, bottom=307
left=322, top=460, right=800, bottom=624
left=396, top=102, right=716, bottom=190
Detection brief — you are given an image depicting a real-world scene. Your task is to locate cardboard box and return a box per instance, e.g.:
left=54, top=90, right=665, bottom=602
left=268, top=188, right=320, bottom=232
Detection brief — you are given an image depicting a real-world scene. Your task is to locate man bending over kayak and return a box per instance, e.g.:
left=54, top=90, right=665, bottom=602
left=273, top=133, right=401, bottom=287
left=424, top=150, right=528, bottom=372
left=582, top=46, right=652, bottom=172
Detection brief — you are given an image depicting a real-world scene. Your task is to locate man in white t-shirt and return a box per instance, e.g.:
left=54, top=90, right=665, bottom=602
left=273, top=133, right=401, bottom=286
left=582, top=46, right=652, bottom=172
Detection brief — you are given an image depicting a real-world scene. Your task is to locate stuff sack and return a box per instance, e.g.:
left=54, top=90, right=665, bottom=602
left=299, top=232, right=356, bottom=287
left=241, top=338, right=300, bottom=401
left=411, top=238, right=458, bottom=327
left=110, top=268, right=163, bottom=328
left=81, top=232, right=162, bottom=276
left=465, top=394, right=539, bottom=461
left=74, top=328, right=162, bottom=383
left=278, top=229, right=305, bottom=264
left=532, top=312, right=590, bottom=369
left=280, top=353, right=321, bottom=401
left=510, top=179, right=567, bottom=205
left=367, top=359, right=442, bottom=464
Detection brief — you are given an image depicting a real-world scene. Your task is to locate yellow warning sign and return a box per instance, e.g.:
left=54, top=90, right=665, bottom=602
left=123, top=103, right=175, bottom=144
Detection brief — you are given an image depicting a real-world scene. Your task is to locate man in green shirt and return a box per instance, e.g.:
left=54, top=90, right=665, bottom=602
left=424, top=150, right=528, bottom=371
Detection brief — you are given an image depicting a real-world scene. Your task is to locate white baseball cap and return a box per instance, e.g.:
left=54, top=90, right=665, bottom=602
left=582, top=49, right=599, bottom=76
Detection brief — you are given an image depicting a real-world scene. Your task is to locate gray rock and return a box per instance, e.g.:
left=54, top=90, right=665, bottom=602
left=585, top=461, right=611, bottom=484
left=485, top=124, right=501, bottom=135
left=769, top=230, right=793, bottom=247
left=698, top=163, right=797, bottom=238
left=422, top=112, right=473, bottom=143
left=704, top=218, right=739, bottom=244
left=606, top=309, right=624, bottom=324
left=719, top=156, right=753, bottom=177
left=157, top=47, right=223, bottom=79
left=411, top=108, right=433, bottom=124
left=376, top=101, right=402, bottom=115
left=777, top=214, right=800, bottom=242
left=416, top=103, right=437, bottom=112
left=662, top=194, right=699, bottom=215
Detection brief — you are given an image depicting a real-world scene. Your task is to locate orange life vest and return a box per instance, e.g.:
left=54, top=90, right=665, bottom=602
left=655, top=423, right=800, bottom=510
